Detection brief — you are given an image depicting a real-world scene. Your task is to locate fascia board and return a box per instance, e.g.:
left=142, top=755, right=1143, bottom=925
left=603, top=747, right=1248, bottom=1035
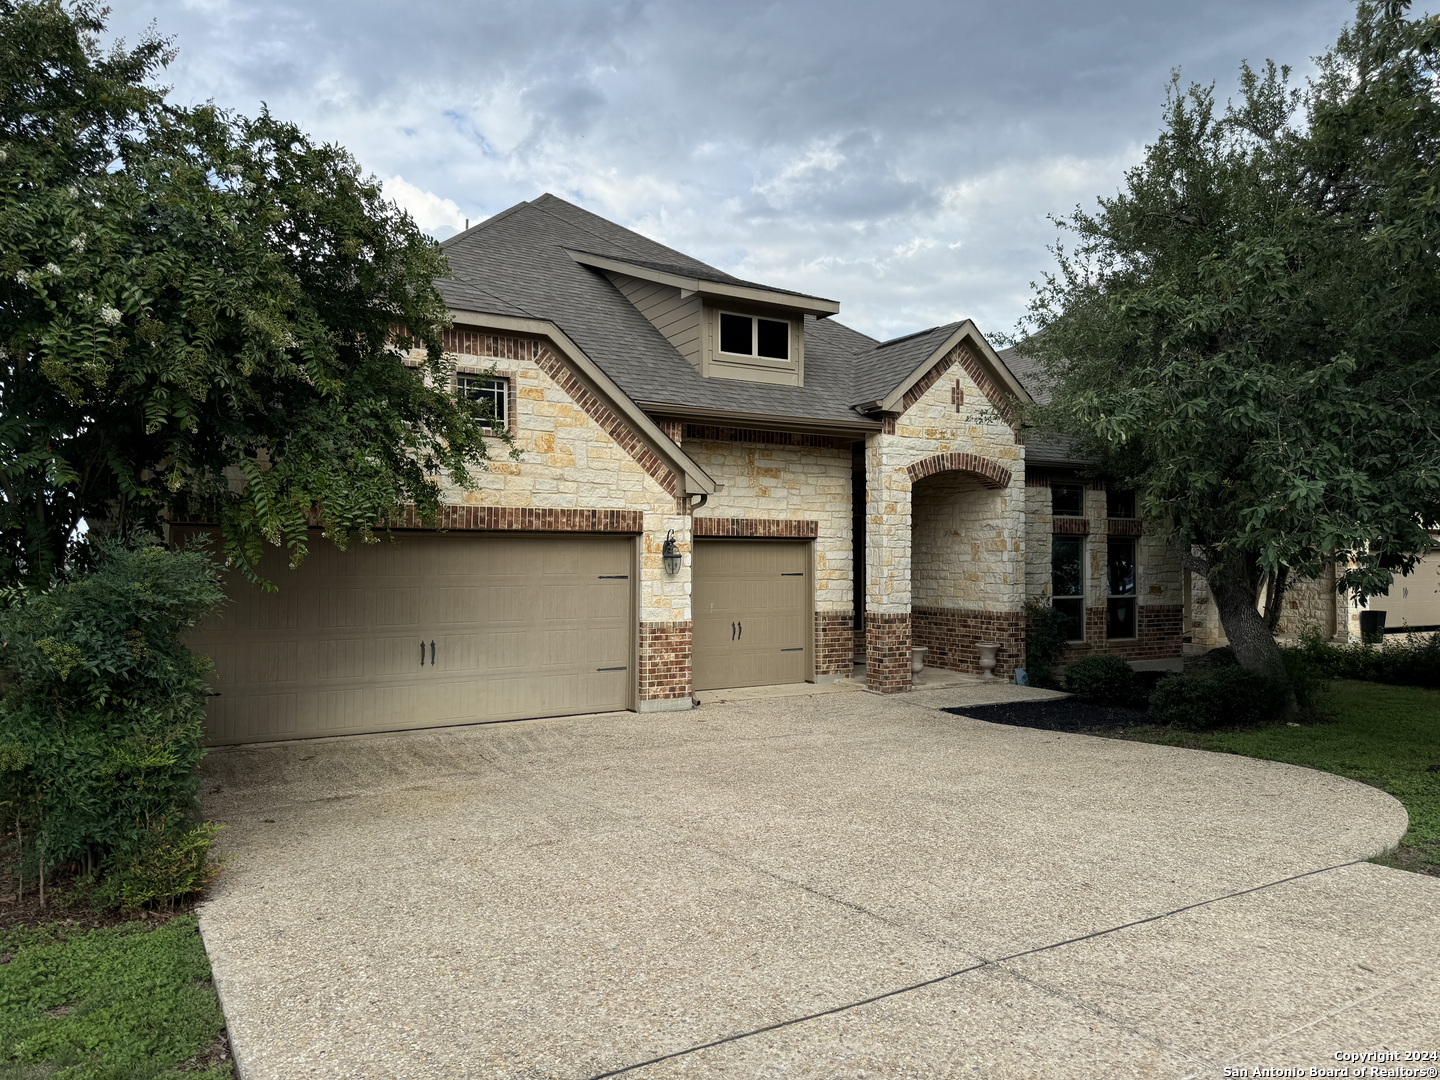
left=634, top=400, right=883, bottom=436
left=444, top=308, right=717, bottom=496
left=876, top=320, right=1035, bottom=414
left=565, top=250, right=841, bottom=317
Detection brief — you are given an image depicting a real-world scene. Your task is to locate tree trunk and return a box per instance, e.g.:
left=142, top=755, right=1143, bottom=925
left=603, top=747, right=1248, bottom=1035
left=1210, top=571, right=1297, bottom=716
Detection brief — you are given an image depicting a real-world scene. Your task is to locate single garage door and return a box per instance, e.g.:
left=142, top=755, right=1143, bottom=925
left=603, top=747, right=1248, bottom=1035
left=693, top=539, right=810, bottom=691
left=178, top=529, right=634, bottom=744
left=1376, top=548, right=1440, bottom=632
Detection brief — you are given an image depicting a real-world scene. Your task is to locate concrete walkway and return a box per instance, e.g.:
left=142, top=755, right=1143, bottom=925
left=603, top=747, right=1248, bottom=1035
left=196, top=684, right=1437, bottom=1079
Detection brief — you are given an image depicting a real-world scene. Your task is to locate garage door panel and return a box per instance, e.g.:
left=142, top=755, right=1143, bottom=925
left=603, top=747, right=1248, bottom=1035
left=693, top=539, right=811, bottom=692
left=1377, top=548, right=1440, bottom=630
left=180, top=529, right=634, bottom=744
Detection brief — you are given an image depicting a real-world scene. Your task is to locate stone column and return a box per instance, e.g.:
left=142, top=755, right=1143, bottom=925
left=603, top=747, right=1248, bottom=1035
left=864, top=432, right=912, bottom=693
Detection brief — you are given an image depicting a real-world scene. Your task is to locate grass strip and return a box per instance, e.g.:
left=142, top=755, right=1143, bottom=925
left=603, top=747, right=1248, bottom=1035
left=0, top=914, right=231, bottom=1079
left=1120, top=680, right=1440, bottom=873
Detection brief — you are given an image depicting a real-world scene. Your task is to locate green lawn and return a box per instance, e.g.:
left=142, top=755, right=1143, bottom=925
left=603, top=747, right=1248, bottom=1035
left=0, top=914, right=231, bottom=1079
left=1122, top=679, right=1440, bottom=874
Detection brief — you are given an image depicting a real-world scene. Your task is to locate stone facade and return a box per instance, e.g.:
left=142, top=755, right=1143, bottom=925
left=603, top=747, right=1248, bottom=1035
left=865, top=343, right=1028, bottom=688
left=685, top=430, right=853, bottom=618
left=428, top=331, right=691, bottom=632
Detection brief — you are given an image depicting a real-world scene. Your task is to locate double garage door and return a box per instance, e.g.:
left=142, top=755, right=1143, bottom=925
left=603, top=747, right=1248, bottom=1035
left=1375, top=549, right=1440, bottom=632
left=181, top=529, right=633, bottom=745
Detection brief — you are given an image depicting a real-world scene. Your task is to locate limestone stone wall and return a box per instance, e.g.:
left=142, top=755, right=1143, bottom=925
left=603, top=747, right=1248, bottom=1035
left=425, top=333, right=690, bottom=626
left=685, top=434, right=853, bottom=612
left=911, top=473, right=1013, bottom=609
left=1189, top=565, right=1353, bottom=646
left=866, top=344, right=1027, bottom=617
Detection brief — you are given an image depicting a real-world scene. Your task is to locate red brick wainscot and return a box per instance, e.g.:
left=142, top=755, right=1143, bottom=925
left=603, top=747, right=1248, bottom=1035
left=815, top=611, right=855, bottom=678
left=1067, top=604, right=1183, bottom=663
left=865, top=612, right=912, bottom=693
left=912, top=607, right=1024, bottom=678
left=638, top=621, right=693, bottom=704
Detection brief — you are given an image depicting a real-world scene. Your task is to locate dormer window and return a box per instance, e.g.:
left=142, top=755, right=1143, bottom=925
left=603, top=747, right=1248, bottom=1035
left=719, top=312, right=790, bottom=360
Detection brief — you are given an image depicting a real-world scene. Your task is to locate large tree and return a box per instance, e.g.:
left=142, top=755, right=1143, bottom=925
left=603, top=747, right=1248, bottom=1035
left=0, top=0, right=502, bottom=587
left=1023, top=1, right=1440, bottom=694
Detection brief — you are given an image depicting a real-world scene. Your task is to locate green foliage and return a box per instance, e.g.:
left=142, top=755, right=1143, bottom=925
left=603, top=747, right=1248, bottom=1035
left=1020, top=2, right=1440, bottom=678
left=1284, top=630, right=1440, bottom=688
left=1148, top=666, right=1289, bottom=730
left=1023, top=599, right=1070, bottom=688
left=0, top=914, right=231, bottom=1078
left=0, top=539, right=225, bottom=906
left=1127, top=681, right=1440, bottom=872
left=0, top=0, right=508, bottom=587
left=1063, top=654, right=1137, bottom=705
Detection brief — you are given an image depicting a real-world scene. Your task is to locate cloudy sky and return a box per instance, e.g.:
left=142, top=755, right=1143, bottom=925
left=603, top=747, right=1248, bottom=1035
left=105, top=0, right=1356, bottom=342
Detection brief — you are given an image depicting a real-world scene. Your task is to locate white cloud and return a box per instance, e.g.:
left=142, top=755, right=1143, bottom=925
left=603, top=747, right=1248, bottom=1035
left=380, top=176, right=467, bottom=236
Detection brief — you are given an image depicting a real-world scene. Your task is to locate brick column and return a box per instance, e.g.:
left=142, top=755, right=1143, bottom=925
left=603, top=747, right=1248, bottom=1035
left=637, top=621, right=693, bottom=711
left=866, top=612, right=912, bottom=693
left=814, top=611, right=854, bottom=678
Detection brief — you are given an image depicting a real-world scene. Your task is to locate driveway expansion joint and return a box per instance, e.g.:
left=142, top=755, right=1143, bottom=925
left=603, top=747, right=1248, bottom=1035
left=581, top=859, right=1367, bottom=1079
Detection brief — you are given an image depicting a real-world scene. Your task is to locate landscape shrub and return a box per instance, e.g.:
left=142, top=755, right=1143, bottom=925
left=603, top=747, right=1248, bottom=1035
left=0, top=539, right=226, bottom=909
left=1023, top=600, right=1071, bottom=688
left=1284, top=630, right=1440, bottom=688
left=1148, top=666, right=1289, bottom=730
left=1063, top=654, right=1137, bottom=705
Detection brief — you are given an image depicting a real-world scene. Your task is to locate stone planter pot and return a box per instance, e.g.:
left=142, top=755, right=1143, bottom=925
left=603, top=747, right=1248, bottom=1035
left=976, top=642, right=1000, bottom=679
left=911, top=646, right=928, bottom=673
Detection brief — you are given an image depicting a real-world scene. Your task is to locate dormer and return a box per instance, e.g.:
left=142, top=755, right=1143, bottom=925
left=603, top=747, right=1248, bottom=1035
left=566, top=249, right=839, bottom=388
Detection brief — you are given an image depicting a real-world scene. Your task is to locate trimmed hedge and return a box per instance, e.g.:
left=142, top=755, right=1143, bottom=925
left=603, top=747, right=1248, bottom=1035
left=1063, top=654, right=1137, bottom=706
left=1283, top=631, right=1440, bottom=688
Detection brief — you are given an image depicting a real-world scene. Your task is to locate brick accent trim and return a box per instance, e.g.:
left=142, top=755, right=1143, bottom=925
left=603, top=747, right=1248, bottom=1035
left=1064, top=604, right=1182, bottom=663
left=389, top=505, right=644, bottom=533
left=865, top=612, right=911, bottom=694
left=1106, top=518, right=1143, bottom=536
left=912, top=607, right=1025, bottom=679
left=1053, top=517, right=1090, bottom=535
left=693, top=518, right=819, bottom=539
left=657, top=419, right=684, bottom=444
left=639, top=621, right=692, bottom=701
left=815, top=611, right=854, bottom=677
left=898, top=342, right=1018, bottom=428
left=905, top=452, right=1012, bottom=491
left=441, top=328, right=679, bottom=497
left=682, top=425, right=850, bottom=449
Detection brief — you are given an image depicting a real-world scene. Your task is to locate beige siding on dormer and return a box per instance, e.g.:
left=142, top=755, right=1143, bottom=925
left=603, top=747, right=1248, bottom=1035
left=606, top=271, right=702, bottom=371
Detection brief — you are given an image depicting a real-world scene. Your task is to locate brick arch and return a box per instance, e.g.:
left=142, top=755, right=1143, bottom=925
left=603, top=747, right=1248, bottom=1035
left=906, top=452, right=1011, bottom=491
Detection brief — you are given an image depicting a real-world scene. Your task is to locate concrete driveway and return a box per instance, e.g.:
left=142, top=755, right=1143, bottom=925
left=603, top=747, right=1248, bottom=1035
left=196, top=683, right=1439, bottom=1079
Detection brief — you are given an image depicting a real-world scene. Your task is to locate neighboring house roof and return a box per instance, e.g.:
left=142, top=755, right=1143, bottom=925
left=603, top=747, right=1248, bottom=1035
left=438, top=195, right=1031, bottom=432
left=997, top=344, right=1090, bottom=467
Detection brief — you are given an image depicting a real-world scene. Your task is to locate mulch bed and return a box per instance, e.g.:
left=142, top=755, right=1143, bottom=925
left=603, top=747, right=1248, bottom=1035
left=945, top=698, right=1154, bottom=733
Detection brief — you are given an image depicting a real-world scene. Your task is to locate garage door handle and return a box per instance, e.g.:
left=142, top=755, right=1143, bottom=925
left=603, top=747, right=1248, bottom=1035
left=430, top=640, right=436, bottom=666
left=738, top=621, right=742, bottom=640
left=420, top=640, right=426, bottom=667
left=731, top=621, right=735, bottom=641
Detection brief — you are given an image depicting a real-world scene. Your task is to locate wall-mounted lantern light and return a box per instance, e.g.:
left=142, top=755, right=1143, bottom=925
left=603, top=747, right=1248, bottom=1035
left=662, top=530, right=682, bottom=576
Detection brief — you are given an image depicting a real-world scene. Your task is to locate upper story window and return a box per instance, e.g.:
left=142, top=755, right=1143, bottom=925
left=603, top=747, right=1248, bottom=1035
left=719, top=312, right=790, bottom=360
left=1106, top=488, right=1136, bottom=518
left=458, top=372, right=508, bottom=429
left=1051, top=483, right=1084, bottom=517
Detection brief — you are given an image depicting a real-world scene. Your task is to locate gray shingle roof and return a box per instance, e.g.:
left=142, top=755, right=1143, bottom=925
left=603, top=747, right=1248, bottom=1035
left=438, top=195, right=1023, bottom=428
left=997, top=344, right=1092, bottom=466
